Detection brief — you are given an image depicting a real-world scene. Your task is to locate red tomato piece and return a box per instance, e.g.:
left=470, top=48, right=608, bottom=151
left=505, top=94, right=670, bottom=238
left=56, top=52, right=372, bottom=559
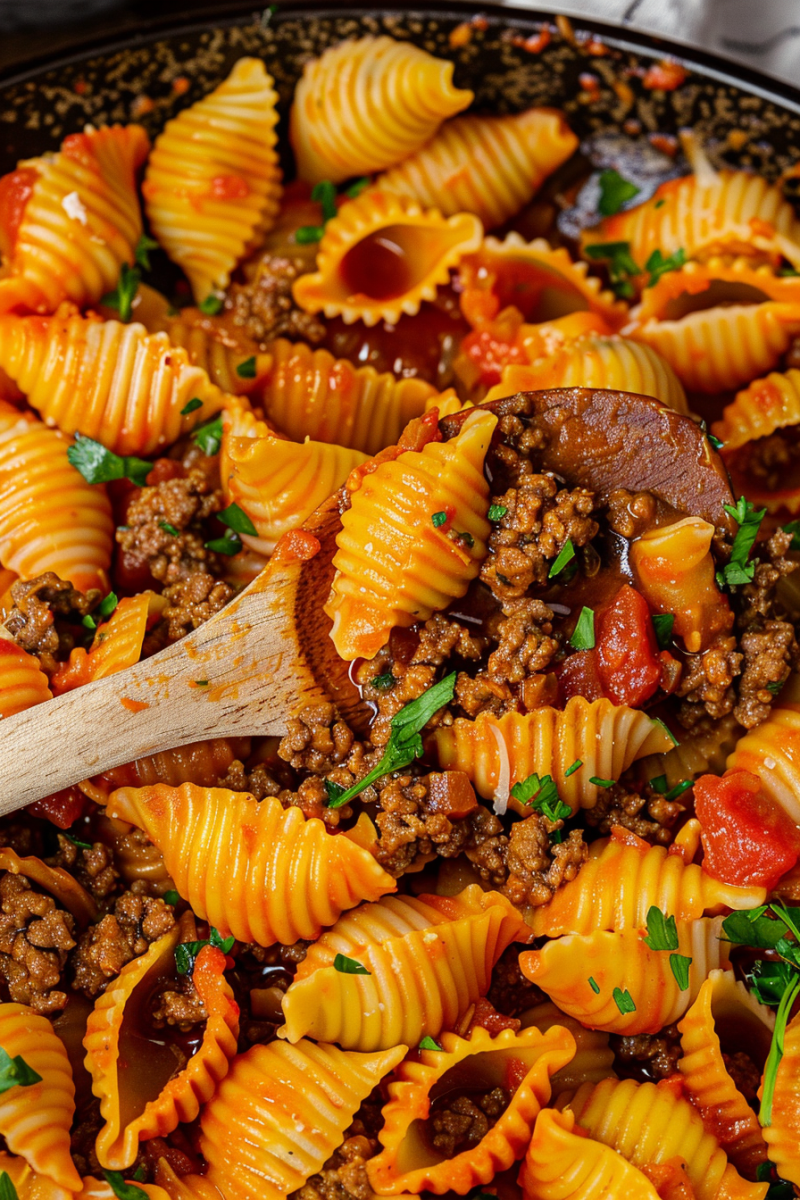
left=27, top=785, right=88, bottom=830
left=0, top=166, right=38, bottom=258
left=596, top=584, right=661, bottom=707
left=556, top=649, right=604, bottom=703
left=460, top=328, right=529, bottom=387
left=694, top=769, right=800, bottom=890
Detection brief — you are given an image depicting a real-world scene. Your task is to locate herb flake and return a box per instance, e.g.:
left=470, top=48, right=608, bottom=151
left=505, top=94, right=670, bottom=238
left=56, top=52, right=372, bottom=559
left=548, top=538, right=575, bottom=578
left=569, top=606, right=595, bottom=650
left=613, top=987, right=636, bottom=1014
left=597, top=168, right=641, bottom=216
left=67, top=434, right=151, bottom=487
left=101, top=262, right=140, bottom=322
left=652, top=612, right=675, bottom=649
left=191, top=414, right=223, bottom=457
left=0, top=1047, right=42, bottom=1094
left=218, top=502, right=257, bottom=537
left=333, top=953, right=370, bottom=975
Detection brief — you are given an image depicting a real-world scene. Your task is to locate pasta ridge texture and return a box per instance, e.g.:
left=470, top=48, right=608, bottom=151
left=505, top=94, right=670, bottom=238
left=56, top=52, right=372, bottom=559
left=325, top=407, right=496, bottom=660
left=519, top=1107, right=662, bottom=1199
left=0, top=309, right=232, bottom=456
left=374, top=108, right=578, bottom=228
left=433, top=701, right=674, bottom=816
left=51, top=593, right=152, bottom=695
left=290, top=35, right=473, bottom=183
left=143, top=58, right=282, bottom=302
left=0, top=399, right=112, bottom=592
left=0, top=1151, right=81, bottom=1200
left=713, top=366, right=800, bottom=451
left=0, top=1002, right=80, bottom=1190
left=199, top=1038, right=407, bottom=1200
left=762, top=1008, right=800, bottom=1185
left=0, top=124, right=149, bottom=316
left=518, top=1001, right=615, bottom=1096
left=105, top=783, right=396, bottom=945
left=280, top=886, right=528, bottom=1050
left=0, top=637, right=52, bottom=716
left=726, top=678, right=800, bottom=824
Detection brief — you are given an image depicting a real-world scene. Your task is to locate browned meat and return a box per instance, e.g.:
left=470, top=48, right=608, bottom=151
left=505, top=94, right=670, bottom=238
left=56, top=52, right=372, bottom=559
left=428, top=1087, right=509, bottom=1156
left=72, top=892, right=176, bottom=995
left=605, top=489, right=658, bottom=540
left=612, top=1024, right=682, bottom=1081
left=502, top=815, right=587, bottom=909
left=227, top=252, right=326, bottom=346
left=50, top=836, right=120, bottom=901
left=5, top=573, right=99, bottom=674
left=0, top=874, right=76, bottom=1013
left=584, top=785, right=684, bottom=845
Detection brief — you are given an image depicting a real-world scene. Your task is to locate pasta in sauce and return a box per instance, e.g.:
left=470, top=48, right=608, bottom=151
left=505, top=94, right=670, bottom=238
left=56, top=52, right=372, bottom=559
left=0, top=22, right=800, bottom=1200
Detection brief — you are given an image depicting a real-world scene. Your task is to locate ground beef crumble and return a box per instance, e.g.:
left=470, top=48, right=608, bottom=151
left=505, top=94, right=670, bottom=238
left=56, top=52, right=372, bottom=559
left=584, top=784, right=684, bottom=845
left=0, top=874, right=76, bottom=1013
left=49, top=836, right=119, bottom=901
left=428, top=1086, right=510, bottom=1156
left=5, top=573, right=99, bottom=675
left=152, top=973, right=207, bottom=1029
left=227, top=251, right=325, bottom=347
left=612, top=1024, right=682, bottom=1081
left=72, top=892, right=175, bottom=996
left=502, top=815, right=587, bottom=909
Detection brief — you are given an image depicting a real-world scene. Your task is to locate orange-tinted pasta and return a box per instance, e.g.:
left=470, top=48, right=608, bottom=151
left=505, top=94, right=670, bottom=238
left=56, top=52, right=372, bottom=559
left=725, top=678, right=800, bottom=824
left=0, top=1151, right=80, bottom=1200
left=518, top=1002, right=615, bottom=1096
left=50, top=593, right=153, bottom=695
left=762, top=1009, right=800, bottom=1186
left=0, top=637, right=52, bottom=716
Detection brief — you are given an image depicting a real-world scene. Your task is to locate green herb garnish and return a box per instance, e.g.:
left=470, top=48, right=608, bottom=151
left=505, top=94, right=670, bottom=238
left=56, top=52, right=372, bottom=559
left=163, top=890, right=180, bottom=906
left=333, top=953, right=371, bottom=975
left=643, top=906, right=679, bottom=952
left=101, top=262, right=140, bottom=322
left=181, top=397, right=203, bottom=416
left=0, top=1047, right=42, bottom=1095
left=569, top=606, right=595, bottom=650
left=597, top=168, right=641, bottom=216
left=82, top=590, right=118, bottom=630
left=205, top=529, right=242, bottom=556
left=64, top=832, right=93, bottom=850
left=652, top=612, right=674, bottom=649
left=650, top=716, right=679, bottom=746
left=645, top=247, right=686, bottom=287
left=0, top=1172, right=18, bottom=1200
left=191, top=414, right=224, bottom=456
left=613, top=987, right=636, bottom=1014
left=174, top=927, right=234, bottom=975
left=236, top=356, right=257, bottom=380
left=218, top=502, right=258, bottom=537
left=589, top=777, right=615, bottom=788
left=670, top=953, right=692, bottom=990
left=324, top=779, right=346, bottom=805
left=716, top=496, right=766, bottom=589
left=548, top=538, right=575, bottom=578
left=565, top=759, right=583, bottom=777
left=134, top=234, right=159, bottom=272
left=370, top=673, right=395, bottom=690
left=67, top=434, right=151, bottom=486
left=584, top=240, right=640, bottom=299
left=199, top=294, right=224, bottom=315
left=488, top=504, right=508, bottom=521
left=345, top=177, right=371, bottom=199
left=419, top=1036, right=442, bottom=1051
left=783, top=519, right=800, bottom=550
left=432, top=511, right=448, bottom=528
left=588, top=976, right=600, bottom=994
left=102, top=1172, right=148, bottom=1200
left=159, top=521, right=180, bottom=538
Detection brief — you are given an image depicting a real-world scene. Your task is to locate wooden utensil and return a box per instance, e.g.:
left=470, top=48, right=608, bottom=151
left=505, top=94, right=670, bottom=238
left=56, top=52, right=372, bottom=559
left=0, top=389, right=733, bottom=813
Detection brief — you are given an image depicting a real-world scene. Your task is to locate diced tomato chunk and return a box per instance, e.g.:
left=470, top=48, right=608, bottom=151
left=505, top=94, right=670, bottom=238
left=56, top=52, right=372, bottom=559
left=596, top=584, right=661, bottom=706
left=694, top=769, right=800, bottom=890
left=556, top=648, right=604, bottom=703
left=27, top=785, right=88, bottom=830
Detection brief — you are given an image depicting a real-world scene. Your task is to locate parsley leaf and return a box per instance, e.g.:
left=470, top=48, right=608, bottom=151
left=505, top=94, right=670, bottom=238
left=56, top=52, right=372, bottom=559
left=597, top=168, right=641, bottom=216
left=652, top=612, right=675, bottom=649
left=548, top=538, right=575, bottom=578
left=644, top=906, right=679, bottom=951
left=645, top=247, right=686, bottom=287
left=333, top=953, right=370, bottom=975
left=570, top=606, right=595, bottom=650
left=159, top=520, right=180, bottom=537
left=767, top=680, right=784, bottom=695
left=721, top=908, right=793, bottom=950
left=0, top=1172, right=18, bottom=1200
left=181, top=397, right=203, bottom=416
left=82, top=591, right=118, bottom=630
left=103, top=1173, right=148, bottom=1200
left=205, top=529, right=242, bottom=556
left=324, top=779, right=346, bottom=806
left=613, top=987, right=636, bottom=1014
left=0, top=1047, right=42, bottom=1094
left=488, top=504, right=507, bottom=521
left=64, top=831, right=93, bottom=850
left=218, top=502, right=258, bottom=537
left=432, top=511, right=448, bottom=528
left=134, top=234, right=159, bottom=272
left=174, top=927, right=234, bottom=975
left=296, top=180, right=339, bottom=242
left=565, top=759, right=583, bottom=777
left=650, top=716, right=679, bottom=746
left=67, top=434, right=151, bottom=486
left=761, top=970, right=800, bottom=1125
left=511, top=771, right=571, bottom=827
left=589, top=777, right=615, bottom=788
left=236, top=356, right=257, bottom=380
left=665, top=779, right=693, bottom=801
left=670, top=953, right=692, bottom=990
left=326, top=673, right=457, bottom=808
left=584, top=241, right=640, bottom=299
left=717, top=497, right=766, bottom=590
left=455, top=530, right=475, bottom=549
left=345, top=177, right=371, bottom=199
left=588, top=976, right=600, bottom=994
left=191, top=414, right=223, bottom=456
left=756, top=1163, right=795, bottom=1198
left=419, top=1036, right=442, bottom=1051
left=783, top=519, right=800, bottom=550
left=295, top=225, right=324, bottom=244
left=199, top=294, right=224, bottom=315
left=101, top=262, right=140, bottom=322
left=163, top=890, right=180, bottom=906
left=370, top=673, right=394, bottom=690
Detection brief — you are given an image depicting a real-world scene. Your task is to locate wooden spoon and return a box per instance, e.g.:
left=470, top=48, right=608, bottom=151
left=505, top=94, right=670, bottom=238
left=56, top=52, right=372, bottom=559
left=0, top=389, right=734, bottom=813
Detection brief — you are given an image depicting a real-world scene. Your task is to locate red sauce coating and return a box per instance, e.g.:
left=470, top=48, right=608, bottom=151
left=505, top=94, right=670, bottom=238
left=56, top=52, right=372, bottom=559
left=0, top=167, right=38, bottom=258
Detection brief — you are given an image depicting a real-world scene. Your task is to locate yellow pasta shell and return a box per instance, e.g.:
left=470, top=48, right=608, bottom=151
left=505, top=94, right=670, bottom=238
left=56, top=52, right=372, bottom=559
left=367, top=1025, right=577, bottom=1195
left=89, top=736, right=251, bottom=804
left=561, top=1077, right=767, bottom=1200
left=0, top=400, right=112, bottom=592
left=0, top=637, right=52, bottom=716
left=223, top=426, right=368, bottom=555
left=199, top=1038, right=406, bottom=1200
left=76, top=1180, right=169, bottom=1200
left=105, top=782, right=396, bottom=945
left=157, top=309, right=271, bottom=398
left=519, top=1106, right=661, bottom=1200
left=713, top=366, right=800, bottom=451
left=725, top=677, right=800, bottom=824
left=280, top=885, right=527, bottom=1051
left=0, top=310, right=232, bottom=457
left=254, top=337, right=438, bottom=454
left=290, top=35, right=473, bottom=183
left=152, top=1161, right=223, bottom=1200
left=678, top=970, right=774, bottom=1178
left=292, top=188, right=483, bottom=326
left=518, top=1001, right=615, bottom=1097
left=0, top=1003, right=80, bottom=1190
left=433, top=701, right=673, bottom=816
left=374, top=108, right=577, bottom=229
left=51, top=592, right=152, bottom=695
left=84, top=930, right=239, bottom=1170
left=0, top=1152, right=78, bottom=1200
left=325, top=407, right=495, bottom=661
left=528, top=829, right=764, bottom=938
left=762, top=1008, right=800, bottom=1185
left=519, top=919, right=731, bottom=1035
left=143, top=58, right=282, bottom=302
left=633, top=256, right=800, bottom=323
left=0, top=125, right=149, bottom=316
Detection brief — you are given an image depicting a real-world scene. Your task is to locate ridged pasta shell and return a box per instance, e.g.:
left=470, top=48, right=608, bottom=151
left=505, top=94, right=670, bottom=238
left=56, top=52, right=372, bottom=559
left=51, top=593, right=152, bottom=695
left=293, top=189, right=483, bottom=326
left=84, top=930, right=239, bottom=1170
left=143, top=58, right=282, bottom=302
left=105, top=782, right=396, bottom=945
left=0, top=125, right=149, bottom=316
left=518, top=1001, right=615, bottom=1096
left=460, top=234, right=627, bottom=331
left=158, top=309, right=271, bottom=398
left=484, top=333, right=688, bottom=414
left=0, top=1151, right=77, bottom=1200
left=713, top=368, right=800, bottom=513
left=0, top=1003, right=80, bottom=1190
left=678, top=970, right=774, bottom=1178
left=223, top=425, right=368, bottom=555
left=290, top=35, right=473, bottom=183
left=255, top=337, right=438, bottom=454
left=528, top=828, right=764, bottom=938
left=374, top=108, right=577, bottom=229
left=367, top=1025, right=576, bottom=1195
left=91, top=814, right=172, bottom=894
left=279, top=885, right=527, bottom=1051
left=153, top=1160, right=224, bottom=1200
left=0, top=845, right=96, bottom=926
left=89, top=736, right=250, bottom=803
left=0, top=637, right=52, bottom=716
left=519, top=918, right=731, bottom=1034
left=325, top=407, right=495, bottom=660
left=634, top=256, right=800, bottom=322
left=433, top=701, right=674, bottom=816
left=582, top=170, right=800, bottom=271
left=561, top=1077, right=766, bottom=1200
left=519, top=1107, right=661, bottom=1200
left=762, top=1008, right=800, bottom=1185
left=725, top=678, right=800, bottom=823
left=76, top=1180, right=169, bottom=1200
left=199, top=1038, right=407, bottom=1200
left=0, top=400, right=112, bottom=591
left=0, top=310, right=232, bottom=457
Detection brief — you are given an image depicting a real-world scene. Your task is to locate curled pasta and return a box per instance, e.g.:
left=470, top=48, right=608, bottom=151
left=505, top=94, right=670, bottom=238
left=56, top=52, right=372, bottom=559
left=0, top=125, right=149, bottom=316
left=292, top=189, right=483, bottom=326
left=725, top=678, right=800, bottom=823
left=0, top=637, right=52, bottom=717
left=0, top=309, right=231, bottom=457
left=519, top=919, right=731, bottom=1034
left=76, top=1180, right=168, bottom=1200
left=0, top=400, right=112, bottom=592
left=143, top=58, right=282, bottom=303
left=562, top=1077, right=766, bottom=1200
left=518, top=1001, right=615, bottom=1096
left=199, top=1039, right=406, bottom=1200
left=290, top=35, right=473, bottom=183
left=51, top=593, right=153, bottom=695
left=105, top=783, right=396, bottom=945
left=84, top=931, right=239, bottom=1170
left=279, top=885, right=527, bottom=1051
left=713, top=367, right=800, bottom=451
left=254, top=337, right=437, bottom=455
left=325, top=408, right=496, bottom=661
left=367, top=1025, right=576, bottom=1195
left=157, top=309, right=271, bottom=398
left=762, top=1009, right=800, bottom=1186
left=152, top=1161, right=223, bottom=1200
left=527, top=827, right=764, bottom=939
left=637, top=713, right=742, bottom=791
left=0, top=1003, right=80, bottom=1190
left=433, top=700, right=673, bottom=816
left=89, top=736, right=251, bottom=801
left=678, top=970, right=773, bottom=1177
left=374, top=108, right=578, bottom=229
left=0, top=1152, right=79, bottom=1200
left=519, top=1107, right=661, bottom=1200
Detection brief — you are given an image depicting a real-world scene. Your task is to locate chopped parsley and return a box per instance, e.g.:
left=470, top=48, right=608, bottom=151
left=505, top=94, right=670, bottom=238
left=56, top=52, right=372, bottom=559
left=199, top=294, right=224, bottom=315
left=193, top=680, right=209, bottom=687
left=333, top=953, right=371, bottom=975
left=651, top=612, right=675, bottom=649
left=295, top=225, right=325, bottom=244
left=325, top=673, right=457, bottom=808
left=716, top=497, right=766, bottom=589
left=612, top=987, right=636, bottom=1014
left=159, top=520, right=180, bottom=537
left=370, top=673, right=395, bottom=690
left=644, top=247, right=686, bottom=287
left=218, top=502, right=258, bottom=537
left=650, top=716, right=679, bottom=746
left=767, top=680, right=785, bottom=695
left=569, top=606, right=595, bottom=650
left=708, top=432, right=724, bottom=450
left=174, top=927, right=234, bottom=975
left=324, top=779, right=346, bottom=805
left=419, top=1036, right=442, bottom=1051
left=756, top=1163, right=795, bottom=1198
left=236, top=356, right=257, bottom=380
left=432, top=511, right=448, bottom=528
left=589, top=777, right=615, bottom=788
left=345, top=177, right=371, bottom=199
left=565, top=759, right=583, bottom=777
left=584, top=240, right=640, bottom=299
left=67, top=434, right=151, bottom=487
left=548, top=538, right=575, bottom=578
left=296, top=179, right=339, bottom=242
left=163, top=890, right=180, bottom=906
left=670, top=953, right=692, bottom=990
left=588, top=976, right=600, bottom=994
left=64, top=832, right=93, bottom=850
left=488, top=504, right=507, bottom=521
left=0, top=1173, right=17, bottom=1200
left=205, top=529, right=242, bottom=556
left=191, top=414, right=223, bottom=456
left=511, top=771, right=571, bottom=833
left=643, top=906, right=679, bottom=952
left=134, top=234, right=159, bottom=272
left=0, top=1046, right=42, bottom=1094
left=180, top=397, right=203, bottom=416
left=82, top=591, right=118, bottom=630
left=103, top=1173, right=148, bottom=1200
left=597, top=168, right=641, bottom=216
left=101, top=262, right=140, bottom=322
left=455, top=530, right=475, bottom=549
